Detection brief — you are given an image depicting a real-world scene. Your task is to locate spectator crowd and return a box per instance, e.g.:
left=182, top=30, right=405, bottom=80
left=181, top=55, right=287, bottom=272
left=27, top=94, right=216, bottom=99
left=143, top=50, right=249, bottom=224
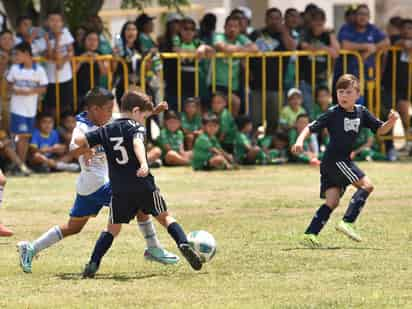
left=0, top=3, right=411, bottom=174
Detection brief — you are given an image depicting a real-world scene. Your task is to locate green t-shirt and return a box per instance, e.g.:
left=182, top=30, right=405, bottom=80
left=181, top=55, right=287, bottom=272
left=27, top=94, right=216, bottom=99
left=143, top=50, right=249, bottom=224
left=181, top=113, right=201, bottom=132
left=157, top=128, right=184, bottom=154
left=288, top=129, right=310, bottom=151
left=213, top=33, right=251, bottom=91
left=280, top=106, right=306, bottom=128
left=354, top=128, right=374, bottom=149
left=192, top=133, right=222, bottom=170
left=257, top=135, right=272, bottom=149
left=138, top=33, right=162, bottom=73
left=311, top=102, right=332, bottom=121
left=212, top=108, right=237, bottom=145
left=234, top=132, right=251, bottom=161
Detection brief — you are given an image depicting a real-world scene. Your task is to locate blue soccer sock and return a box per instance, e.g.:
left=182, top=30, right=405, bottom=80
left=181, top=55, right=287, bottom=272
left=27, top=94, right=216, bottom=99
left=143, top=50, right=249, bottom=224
left=343, top=189, right=370, bottom=223
left=167, top=222, right=188, bottom=246
left=305, top=204, right=333, bottom=235
left=90, top=231, right=114, bottom=267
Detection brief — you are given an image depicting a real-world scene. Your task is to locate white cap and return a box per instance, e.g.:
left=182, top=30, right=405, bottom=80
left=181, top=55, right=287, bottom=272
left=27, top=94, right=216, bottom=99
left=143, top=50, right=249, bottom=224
left=166, top=12, right=183, bottom=23
left=287, top=88, right=302, bottom=98
left=237, top=6, right=252, bottom=20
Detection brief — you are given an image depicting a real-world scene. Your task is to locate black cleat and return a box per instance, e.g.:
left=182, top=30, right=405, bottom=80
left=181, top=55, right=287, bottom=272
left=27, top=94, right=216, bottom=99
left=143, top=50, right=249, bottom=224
left=82, top=262, right=99, bottom=279
left=179, top=243, right=202, bottom=271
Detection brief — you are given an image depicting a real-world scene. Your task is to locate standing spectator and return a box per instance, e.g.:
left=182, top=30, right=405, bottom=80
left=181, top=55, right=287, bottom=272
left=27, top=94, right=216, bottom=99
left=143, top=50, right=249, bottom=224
left=6, top=42, right=48, bottom=165
left=299, top=8, right=339, bottom=114
left=0, top=11, right=7, bottom=32
left=15, top=16, right=45, bottom=57
left=86, top=15, right=112, bottom=56
left=213, top=15, right=258, bottom=113
left=75, top=31, right=108, bottom=108
left=173, top=17, right=214, bottom=104
left=250, top=8, right=296, bottom=129
left=73, top=25, right=87, bottom=56
left=42, top=11, right=75, bottom=114
left=386, top=16, right=403, bottom=38
left=344, top=5, right=358, bottom=26
left=199, top=13, right=217, bottom=46
left=231, top=7, right=254, bottom=36
left=0, top=30, right=14, bottom=77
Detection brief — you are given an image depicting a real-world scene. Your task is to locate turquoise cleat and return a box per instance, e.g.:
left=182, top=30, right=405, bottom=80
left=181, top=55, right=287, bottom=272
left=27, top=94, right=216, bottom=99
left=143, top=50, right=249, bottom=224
left=144, top=247, right=180, bottom=265
left=17, top=241, right=35, bottom=273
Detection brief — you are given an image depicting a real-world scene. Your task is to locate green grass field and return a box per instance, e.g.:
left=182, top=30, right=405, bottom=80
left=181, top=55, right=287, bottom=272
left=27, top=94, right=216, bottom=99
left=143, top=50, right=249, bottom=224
left=1, top=163, right=412, bottom=308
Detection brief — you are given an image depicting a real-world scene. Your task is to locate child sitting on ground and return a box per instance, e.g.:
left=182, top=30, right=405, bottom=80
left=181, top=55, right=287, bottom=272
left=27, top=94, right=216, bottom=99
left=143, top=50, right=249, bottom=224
left=181, top=97, right=202, bottom=150
left=311, top=86, right=332, bottom=158
left=57, top=112, right=76, bottom=146
left=289, top=114, right=321, bottom=166
left=192, top=114, right=234, bottom=171
left=157, top=110, right=192, bottom=166
left=351, top=128, right=386, bottom=161
left=280, top=88, right=306, bottom=129
left=234, top=115, right=266, bottom=165
left=29, top=113, right=79, bottom=173
left=257, top=128, right=289, bottom=164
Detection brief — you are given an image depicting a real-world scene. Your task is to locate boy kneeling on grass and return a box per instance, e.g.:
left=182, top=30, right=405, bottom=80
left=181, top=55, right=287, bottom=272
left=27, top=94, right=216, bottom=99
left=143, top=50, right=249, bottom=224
left=192, top=114, right=234, bottom=171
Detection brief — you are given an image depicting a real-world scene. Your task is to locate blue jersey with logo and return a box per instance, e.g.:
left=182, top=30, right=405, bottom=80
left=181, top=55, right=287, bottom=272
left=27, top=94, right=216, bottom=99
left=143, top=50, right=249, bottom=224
left=30, top=129, right=60, bottom=157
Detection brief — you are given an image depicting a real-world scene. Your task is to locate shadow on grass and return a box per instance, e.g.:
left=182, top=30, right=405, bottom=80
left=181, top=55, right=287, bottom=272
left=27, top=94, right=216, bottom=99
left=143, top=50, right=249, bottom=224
left=281, top=246, right=384, bottom=251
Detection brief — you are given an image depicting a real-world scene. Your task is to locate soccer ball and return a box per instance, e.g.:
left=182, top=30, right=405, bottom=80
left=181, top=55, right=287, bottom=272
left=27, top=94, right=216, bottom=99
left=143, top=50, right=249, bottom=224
left=187, top=231, right=217, bottom=263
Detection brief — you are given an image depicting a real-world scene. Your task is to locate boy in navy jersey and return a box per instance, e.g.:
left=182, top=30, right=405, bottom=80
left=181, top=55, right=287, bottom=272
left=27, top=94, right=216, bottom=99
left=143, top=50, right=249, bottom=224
left=292, top=74, right=398, bottom=247
left=75, top=91, right=203, bottom=272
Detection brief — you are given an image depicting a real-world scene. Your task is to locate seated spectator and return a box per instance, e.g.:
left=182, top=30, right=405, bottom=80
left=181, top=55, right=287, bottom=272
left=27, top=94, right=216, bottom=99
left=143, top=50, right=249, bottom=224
left=210, top=93, right=238, bottom=153
left=57, top=112, right=76, bottom=146
left=250, top=7, right=297, bottom=129
left=351, top=128, right=386, bottom=161
left=76, top=30, right=108, bottom=108
left=0, top=131, right=31, bottom=176
left=311, top=86, right=332, bottom=155
left=173, top=17, right=214, bottom=103
left=280, top=88, right=306, bottom=129
left=181, top=97, right=202, bottom=150
left=199, top=13, right=217, bottom=46
left=257, top=129, right=289, bottom=164
left=234, top=115, right=266, bottom=165
left=42, top=11, right=75, bottom=114
left=0, top=30, right=14, bottom=77
left=14, top=16, right=45, bottom=56
left=299, top=8, right=339, bottom=114
left=28, top=113, right=79, bottom=173
left=192, top=114, right=233, bottom=171
left=213, top=15, right=258, bottom=113
left=6, top=42, right=48, bottom=165
left=157, top=111, right=192, bottom=166
left=288, top=113, right=320, bottom=166
left=147, top=143, right=163, bottom=168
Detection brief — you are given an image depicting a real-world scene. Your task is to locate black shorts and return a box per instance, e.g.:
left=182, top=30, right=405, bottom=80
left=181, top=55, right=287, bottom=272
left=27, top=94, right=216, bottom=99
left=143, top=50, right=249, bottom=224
left=110, top=189, right=168, bottom=224
left=320, top=160, right=365, bottom=199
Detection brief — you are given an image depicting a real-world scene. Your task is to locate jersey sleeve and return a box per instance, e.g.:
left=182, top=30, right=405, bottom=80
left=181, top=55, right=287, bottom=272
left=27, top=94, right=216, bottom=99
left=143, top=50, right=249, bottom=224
left=362, top=107, right=383, bottom=133
left=131, top=125, right=146, bottom=142
left=238, top=34, right=251, bottom=45
left=309, top=109, right=332, bottom=133
left=86, top=127, right=103, bottom=147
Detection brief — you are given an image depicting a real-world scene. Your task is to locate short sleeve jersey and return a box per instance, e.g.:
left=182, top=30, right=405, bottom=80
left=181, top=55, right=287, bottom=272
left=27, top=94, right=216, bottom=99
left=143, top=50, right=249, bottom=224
left=30, top=129, right=60, bottom=158
left=234, top=132, right=251, bottom=161
left=309, top=105, right=383, bottom=161
left=157, top=128, right=184, bottom=153
left=86, top=118, right=156, bottom=193
left=215, top=109, right=237, bottom=145
left=192, top=133, right=222, bottom=170
left=181, top=113, right=202, bottom=132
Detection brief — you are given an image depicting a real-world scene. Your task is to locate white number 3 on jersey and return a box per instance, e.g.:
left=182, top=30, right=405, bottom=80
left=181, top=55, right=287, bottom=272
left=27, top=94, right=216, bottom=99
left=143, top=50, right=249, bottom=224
left=110, top=137, right=129, bottom=165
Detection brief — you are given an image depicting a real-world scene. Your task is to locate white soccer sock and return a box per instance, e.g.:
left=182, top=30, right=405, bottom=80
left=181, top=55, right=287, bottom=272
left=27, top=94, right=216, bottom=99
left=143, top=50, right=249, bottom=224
left=32, top=226, right=63, bottom=254
left=138, top=219, right=161, bottom=248
left=0, top=186, right=4, bottom=208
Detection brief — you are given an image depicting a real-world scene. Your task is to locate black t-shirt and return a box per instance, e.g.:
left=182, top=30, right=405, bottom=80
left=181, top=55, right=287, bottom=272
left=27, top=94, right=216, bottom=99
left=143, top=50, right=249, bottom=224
left=86, top=118, right=156, bottom=194
left=250, top=28, right=288, bottom=91
left=299, top=30, right=331, bottom=84
left=309, top=105, right=383, bottom=161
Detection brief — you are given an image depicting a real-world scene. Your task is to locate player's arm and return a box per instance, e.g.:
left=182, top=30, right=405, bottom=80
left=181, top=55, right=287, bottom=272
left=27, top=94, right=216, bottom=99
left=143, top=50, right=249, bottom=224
left=291, top=126, right=311, bottom=154
left=376, top=110, right=399, bottom=136
left=151, top=101, right=168, bottom=116
left=133, top=135, right=149, bottom=177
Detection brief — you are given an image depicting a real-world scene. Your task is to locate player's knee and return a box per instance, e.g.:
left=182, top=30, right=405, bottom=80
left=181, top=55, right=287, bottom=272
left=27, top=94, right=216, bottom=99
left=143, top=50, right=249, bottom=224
left=362, top=182, right=374, bottom=193
left=107, top=224, right=121, bottom=237
left=327, top=200, right=339, bottom=209
left=136, top=211, right=150, bottom=222
left=155, top=212, right=173, bottom=227
left=0, top=175, right=7, bottom=186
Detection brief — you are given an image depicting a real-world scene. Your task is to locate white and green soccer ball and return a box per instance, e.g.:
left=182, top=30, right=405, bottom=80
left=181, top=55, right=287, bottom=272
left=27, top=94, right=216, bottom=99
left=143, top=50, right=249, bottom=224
left=187, top=231, right=217, bottom=263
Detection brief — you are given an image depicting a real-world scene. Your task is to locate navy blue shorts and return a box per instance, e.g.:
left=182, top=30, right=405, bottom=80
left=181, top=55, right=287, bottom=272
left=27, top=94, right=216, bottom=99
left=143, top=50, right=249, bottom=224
left=320, top=160, right=365, bottom=199
left=10, top=113, right=35, bottom=135
left=70, top=183, right=112, bottom=218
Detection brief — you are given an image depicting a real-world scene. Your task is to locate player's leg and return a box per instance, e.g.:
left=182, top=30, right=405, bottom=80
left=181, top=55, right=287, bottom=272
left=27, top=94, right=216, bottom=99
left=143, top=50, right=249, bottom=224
left=164, top=150, right=191, bottom=166
left=0, top=170, right=12, bottom=237
left=148, top=191, right=202, bottom=271
left=302, top=187, right=340, bottom=248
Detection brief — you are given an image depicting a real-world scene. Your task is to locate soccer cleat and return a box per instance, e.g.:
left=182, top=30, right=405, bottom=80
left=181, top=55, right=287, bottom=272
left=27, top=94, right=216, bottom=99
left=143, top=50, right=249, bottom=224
left=301, top=234, right=321, bottom=248
left=336, top=220, right=362, bottom=242
left=0, top=223, right=13, bottom=237
left=17, top=241, right=35, bottom=273
left=179, top=243, right=202, bottom=271
left=144, top=247, right=180, bottom=265
left=82, top=262, right=99, bottom=279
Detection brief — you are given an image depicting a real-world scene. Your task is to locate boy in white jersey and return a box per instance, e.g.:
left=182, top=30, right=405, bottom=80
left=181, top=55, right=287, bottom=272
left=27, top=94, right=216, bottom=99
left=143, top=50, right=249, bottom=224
left=7, top=42, right=48, bottom=164
left=17, top=88, right=179, bottom=273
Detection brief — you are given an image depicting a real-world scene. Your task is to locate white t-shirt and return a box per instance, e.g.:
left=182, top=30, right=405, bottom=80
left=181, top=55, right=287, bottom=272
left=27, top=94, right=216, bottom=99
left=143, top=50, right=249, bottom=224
left=40, top=27, right=74, bottom=83
left=70, top=112, right=109, bottom=196
left=14, top=36, right=47, bottom=57
left=6, top=63, right=48, bottom=117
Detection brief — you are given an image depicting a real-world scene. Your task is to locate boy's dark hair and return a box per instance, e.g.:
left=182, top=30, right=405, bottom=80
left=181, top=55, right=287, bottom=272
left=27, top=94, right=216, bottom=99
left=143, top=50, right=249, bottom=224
left=61, top=111, right=75, bottom=120
left=37, top=112, right=54, bottom=122
left=274, top=129, right=289, bottom=143
left=181, top=17, right=196, bottom=28
left=304, top=3, right=319, bottom=13
left=120, top=91, right=153, bottom=112
left=285, top=8, right=299, bottom=17
left=184, top=97, right=200, bottom=106
left=355, top=4, right=369, bottom=13
left=336, top=74, right=360, bottom=91
left=164, top=110, right=180, bottom=121
left=266, top=7, right=282, bottom=18
left=46, top=10, right=64, bottom=18
left=84, top=87, right=114, bottom=108
left=225, top=14, right=241, bottom=27
left=296, top=113, right=310, bottom=121
left=311, top=8, right=326, bottom=21
left=315, top=85, right=330, bottom=97
left=210, top=92, right=227, bottom=103
left=389, top=16, right=403, bottom=28
left=16, top=16, right=31, bottom=27
left=401, top=18, right=412, bottom=28
left=0, top=29, right=13, bottom=37
left=235, top=115, right=252, bottom=131
left=14, top=41, right=32, bottom=56
left=202, top=113, right=219, bottom=125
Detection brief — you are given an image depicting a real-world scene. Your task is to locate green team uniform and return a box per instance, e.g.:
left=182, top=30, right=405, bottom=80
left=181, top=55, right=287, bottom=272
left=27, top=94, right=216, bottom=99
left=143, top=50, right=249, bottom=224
left=157, top=128, right=184, bottom=156
left=311, top=102, right=332, bottom=121
left=212, top=33, right=251, bottom=92
left=181, top=113, right=202, bottom=133
left=138, top=33, right=162, bottom=73
left=257, top=135, right=288, bottom=163
left=280, top=105, right=306, bottom=128
left=212, top=109, right=237, bottom=147
left=353, top=128, right=386, bottom=161
left=192, top=133, right=222, bottom=170
left=288, top=128, right=312, bottom=163
left=234, top=132, right=266, bottom=164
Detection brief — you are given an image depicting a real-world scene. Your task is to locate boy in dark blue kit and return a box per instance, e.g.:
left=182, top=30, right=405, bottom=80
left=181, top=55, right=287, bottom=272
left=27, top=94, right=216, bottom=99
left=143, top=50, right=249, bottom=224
left=75, top=91, right=202, bottom=272
left=292, top=74, right=398, bottom=247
